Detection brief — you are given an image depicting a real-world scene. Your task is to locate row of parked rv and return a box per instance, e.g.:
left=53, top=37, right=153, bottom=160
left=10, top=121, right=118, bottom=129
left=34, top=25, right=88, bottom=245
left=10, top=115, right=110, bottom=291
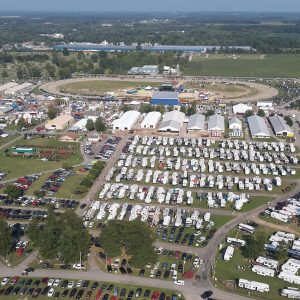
left=264, top=198, right=300, bottom=223
left=99, top=182, right=250, bottom=210
left=118, top=155, right=297, bottom=177
left=127, top=143, right=298, bottom=165
left=131, top=136, right=296, bottom=154
left=109, top=166, right=283, bottom=191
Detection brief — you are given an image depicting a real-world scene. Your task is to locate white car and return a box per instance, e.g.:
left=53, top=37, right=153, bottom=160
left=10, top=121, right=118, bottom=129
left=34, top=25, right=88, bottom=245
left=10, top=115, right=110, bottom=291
left=68, top=281, right=75, bottom=289
left=197, top=236, right=206, bottom=243
left=194, top=231, right=202, bottom=236
left=1, top=277, right=10, bottom=286
left=174, top=280, right=185, bottom=286
left=76, top=280, right=83, bottom=287
left=47, top=288, right=55, bottom=297
left=47, top=278, right=55, bottom=287
left=53, top=278, right=61, bottom=287
left=73, top=264, right=86, bottom=270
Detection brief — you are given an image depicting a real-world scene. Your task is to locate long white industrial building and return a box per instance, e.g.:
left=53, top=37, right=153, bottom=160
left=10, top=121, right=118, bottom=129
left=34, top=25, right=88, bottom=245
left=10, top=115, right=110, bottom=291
left=207, top=114, right=225, bottom=132
left=112, top=110, right=141, bottom=131
left=269, top=115, right=294, bottom=137
left=0, top=82, right=19, bottom=93
left=5, top=82, right=33, bottom=96
left=187, top=113, right=205, bottom=131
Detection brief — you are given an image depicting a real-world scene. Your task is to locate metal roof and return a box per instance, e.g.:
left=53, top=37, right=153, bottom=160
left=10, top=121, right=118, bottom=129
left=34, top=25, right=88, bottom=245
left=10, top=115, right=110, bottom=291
left=187, top=114, right=205, bottom=130
left=269, top=115, right=293, bottom=135
left=112, top=110, right=141, bottom=130
left=229, top=117, right=242, bottom=126
left=207, top=114, right=225, bottom=132
left=141, top=111, right=161, bottom=128
left=152, top=91, right=179, bottom=100
left=247, top=115, right=270, bottom=137
left=159, top=110, right=185, bottom=132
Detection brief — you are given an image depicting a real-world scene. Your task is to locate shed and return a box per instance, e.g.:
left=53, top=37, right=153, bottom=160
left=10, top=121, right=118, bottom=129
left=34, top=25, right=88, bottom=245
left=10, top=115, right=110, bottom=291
left=229, top=117, right=242, bottom=130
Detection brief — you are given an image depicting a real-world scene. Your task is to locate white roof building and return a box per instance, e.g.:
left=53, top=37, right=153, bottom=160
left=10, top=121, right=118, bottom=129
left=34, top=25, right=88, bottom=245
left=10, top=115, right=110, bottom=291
left=269, top=115, right=294, bottom=137
left=252, top=265, right=275, bottom=277
left=238, top=279, right=269, bottom=292
left=207, top=114, right=225, bottom=132
left=233, top=103, right=252, bottom=114
left=229, top=117, right=242, bottom=130
left=247, top=115, right=270, bottom=138
left=281, top=288, right=300, bottom=299
left=158, top=110, right=185, bottom=132
left=0, top=82, right=19, bottom=93
left=112, top=110, right=141, bottom=131
left=187, top=114, right=205, bottom=131
left=141, top=111, right=161, bottom=129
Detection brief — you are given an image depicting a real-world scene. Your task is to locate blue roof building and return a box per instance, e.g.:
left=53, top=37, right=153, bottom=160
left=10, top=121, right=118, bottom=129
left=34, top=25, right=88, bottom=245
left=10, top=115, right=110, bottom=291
left=151, top=91, right=179, bottom=106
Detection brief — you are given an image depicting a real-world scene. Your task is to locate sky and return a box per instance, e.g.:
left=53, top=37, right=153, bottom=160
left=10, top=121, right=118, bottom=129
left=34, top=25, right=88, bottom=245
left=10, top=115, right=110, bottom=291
left=1, top=0, right=300, bottom=12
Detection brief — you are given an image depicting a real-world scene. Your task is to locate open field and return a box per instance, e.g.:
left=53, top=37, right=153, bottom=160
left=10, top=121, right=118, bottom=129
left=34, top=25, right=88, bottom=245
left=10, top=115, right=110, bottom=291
left=60, top=80, right=161, bottom=96
left=213, top=225, right=299, bottom=300
left=187, top=82, right=259, bottom=100
left=0, top=138, right=83, bottom=180
left=184, top=54, right=300, bottom=77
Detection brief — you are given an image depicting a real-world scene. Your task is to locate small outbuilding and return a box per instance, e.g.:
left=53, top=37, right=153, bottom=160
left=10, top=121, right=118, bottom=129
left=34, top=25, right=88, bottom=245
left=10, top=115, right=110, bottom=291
left=229, top=117, right=242, bottom=130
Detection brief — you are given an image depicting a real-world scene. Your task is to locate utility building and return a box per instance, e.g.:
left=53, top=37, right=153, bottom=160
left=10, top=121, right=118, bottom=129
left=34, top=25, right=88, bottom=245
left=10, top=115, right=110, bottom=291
left=269, top=115, right=294, bottom=137
left=151, top=91, right=179, bottom=106
left=112, top=110, right=141, bottom=131
left=158, top=110, right=185, bottom=132
left=140, top=111, right=161, bottom=129
left=247, top=115, right=270, bottom=138
left=187, top=114, right=205, bottom=131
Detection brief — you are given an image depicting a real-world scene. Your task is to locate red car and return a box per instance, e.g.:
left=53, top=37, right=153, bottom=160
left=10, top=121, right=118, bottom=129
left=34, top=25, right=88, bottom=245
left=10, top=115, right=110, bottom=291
left=151, top=291, right=160, bottom=300
left=95, top=288, right=103, bottom=300
left=174, top=251, right=181, bottom=259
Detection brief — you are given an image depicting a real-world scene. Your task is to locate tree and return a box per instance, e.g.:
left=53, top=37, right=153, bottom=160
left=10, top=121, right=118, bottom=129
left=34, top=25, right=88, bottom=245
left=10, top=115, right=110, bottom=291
left=33, top=190, right=44, bottom=198
left=100, top=220, right=158, bottom=268
left=244, top=110, right=254, bottom=118
left=4, top=185, right=22, bottom=200
left=258, top=109, right=266, bottom=117
left=95, top=117, right=106, bottom=132
left=205, top=109, right=215, bottom=117
left=0, top=219, right=14, bottom=257
left=241, top=235, right=264, bottom=259
left=284, top=115, right=293, bottom=127
left=2, top=69, right=8, bottom=78
left=62, top=48, right=70, bottom=56
left=48, top=106, right=58, bottom=120
left=17, top=118, right=27, bottom=129
left=274, top=241, right=288, bottom=261
left=27, top=210, right=90, bottom=264
left=186, top=103, right=197, bottom=116
left=86, top=119, right=95, bottom=131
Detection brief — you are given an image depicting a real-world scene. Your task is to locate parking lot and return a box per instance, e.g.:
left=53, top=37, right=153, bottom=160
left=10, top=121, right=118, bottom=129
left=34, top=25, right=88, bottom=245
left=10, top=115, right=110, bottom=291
left=0, top=277, right=182, bottom=300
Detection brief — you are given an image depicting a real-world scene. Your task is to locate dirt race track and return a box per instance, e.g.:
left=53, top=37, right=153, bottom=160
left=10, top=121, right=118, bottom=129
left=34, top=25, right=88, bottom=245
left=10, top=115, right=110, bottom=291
left=40, top=76, right=278, bottom=102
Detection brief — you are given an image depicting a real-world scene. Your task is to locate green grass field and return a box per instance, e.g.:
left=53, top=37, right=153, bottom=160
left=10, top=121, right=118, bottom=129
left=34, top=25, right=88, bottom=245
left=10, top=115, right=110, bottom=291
left=0, top=138, right=83, bottom=180
left=184, top=54, right=300, bottom=77
left=61, top=80, right=161, bottom=95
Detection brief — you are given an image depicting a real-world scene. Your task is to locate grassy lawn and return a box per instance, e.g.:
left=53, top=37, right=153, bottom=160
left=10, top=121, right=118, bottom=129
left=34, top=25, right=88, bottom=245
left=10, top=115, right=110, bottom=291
left=213, top=225, right=299, bottom=300
left=61, top=80, right=161, bottom=96
left=54, top=168, right=88, bottom=200
left=0, top=138, right=83, bottom=180
left=0, top=134, right=20, bottom=147
left=0, top=276, right=183, bottom=300
left=259, top=213, right=300, bottom=232
left=184, top=54, right=300, bottom=77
